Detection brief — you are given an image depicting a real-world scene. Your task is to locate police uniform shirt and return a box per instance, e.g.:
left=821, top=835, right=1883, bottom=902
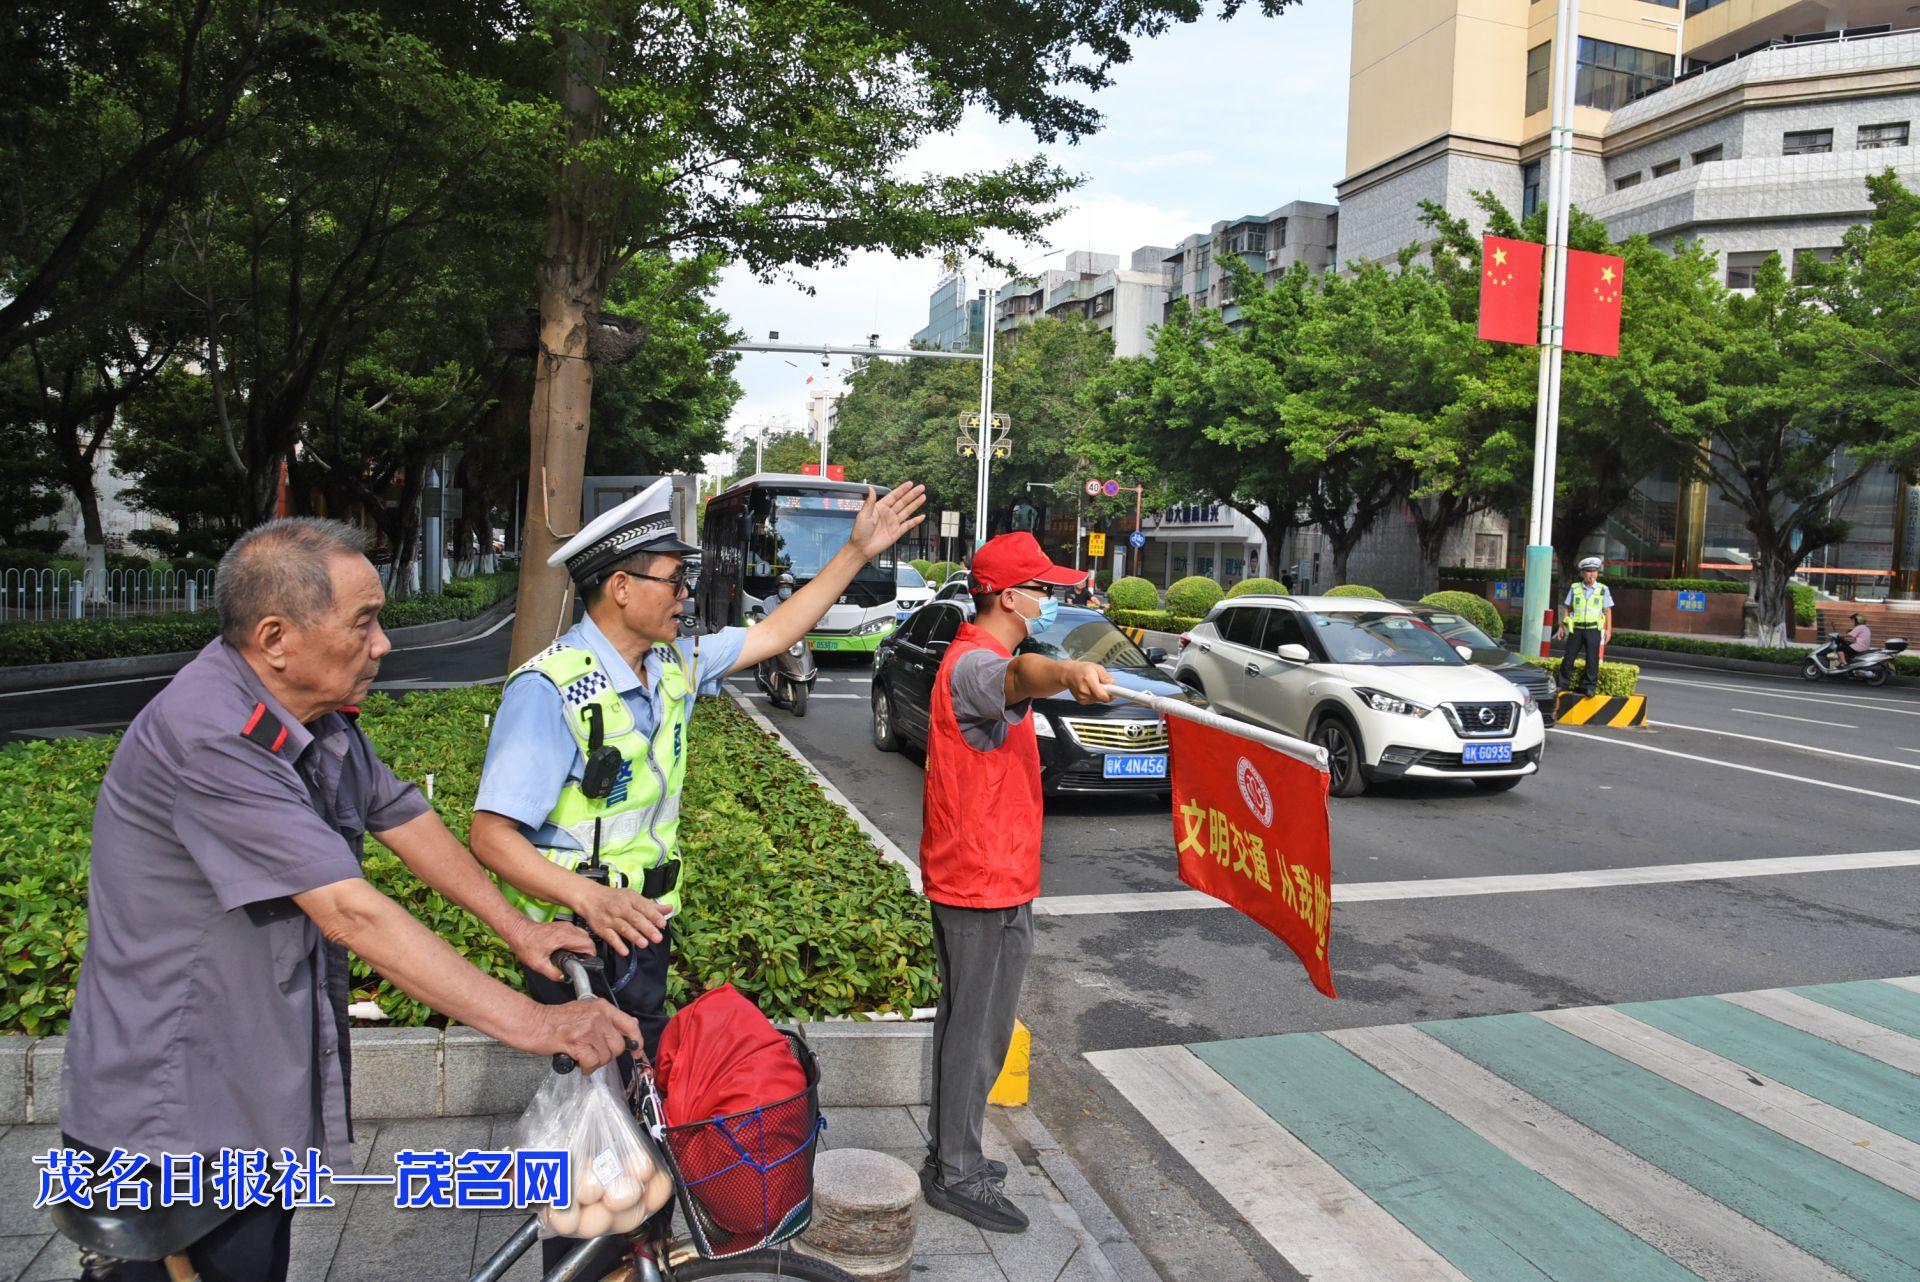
left=1564, top=582, right=1615, bottom=619
left=473, top=615, right=747, bottom=848
left=60, top=639, right=429, bottom=1167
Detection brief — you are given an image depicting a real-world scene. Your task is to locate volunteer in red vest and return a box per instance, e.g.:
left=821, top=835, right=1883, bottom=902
left=918, top=532, right=1113, bottom=1233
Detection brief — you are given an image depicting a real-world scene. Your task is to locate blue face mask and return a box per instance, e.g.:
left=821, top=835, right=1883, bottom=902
left=1012, top=588, right=1059, bottom=637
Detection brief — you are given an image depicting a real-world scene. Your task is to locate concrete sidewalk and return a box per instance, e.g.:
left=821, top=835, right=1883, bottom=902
left=1, top=1104, right=1151, bottom=1282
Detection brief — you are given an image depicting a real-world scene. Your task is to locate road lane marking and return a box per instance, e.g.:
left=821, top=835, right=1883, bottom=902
left=1033, top=849, right=1920, bottom=916
left=394, top=609, right=516, bottom=650
left=1539, top=1006, right=1920, bottom=1200
left=1732, top=707, right=1856, bottom=728
left=1086, top=1044, right=1469, bottom=1282
left=1549, top=726, right=1920, bottom=804
left=1327, top=1024, right=1848, bottom=1282
left=1723, top=989, right=1920, bottom=1077
left=0, top=673, right=173, bottom=700
left=1644, top=719, right=1920, bottom=772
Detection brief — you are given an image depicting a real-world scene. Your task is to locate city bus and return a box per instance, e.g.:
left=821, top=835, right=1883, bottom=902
left=698, top=474, right=903, bottom=653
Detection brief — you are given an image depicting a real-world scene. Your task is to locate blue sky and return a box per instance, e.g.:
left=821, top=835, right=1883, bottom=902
left=706, top=0, right=1354, bottom=464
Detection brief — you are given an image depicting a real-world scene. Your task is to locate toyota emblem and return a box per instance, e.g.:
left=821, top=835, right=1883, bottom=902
left=1477, top=706, right=1496, bottom=726
left=1126, top=722, right=1145, bottom=741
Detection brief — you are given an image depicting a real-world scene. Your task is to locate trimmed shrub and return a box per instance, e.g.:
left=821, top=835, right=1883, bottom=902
left=1789, top=583, right=1817, bottom=627
left=1604, top=575, right=1746, bottom=594
left=1165, top=575, right=1224, bottom=618
left=1438, top=566, right=1512, bottom=584
left=0, top=691, right=936, bottom=1034
left=1108, top=609, right=1174, bottom=632
left=1171, top=615, right=1205, bottom=632
left=1325, top=584, right=1385, bottom=600
left=1227, top=577, right=1286, bottom=599
left=1525, top=656, right=1642, bottom=697
left=909, top=559, right=934, bottom=580
left=1607, top=630, right=1920, bottom=677
left=1095, top=570, right=1114, bottom=590
left=1107, top=576, right=1160, bottom=611
left=1419, top=590, right=1504, bottom=639
left=926, top=560, right=963, bottom=586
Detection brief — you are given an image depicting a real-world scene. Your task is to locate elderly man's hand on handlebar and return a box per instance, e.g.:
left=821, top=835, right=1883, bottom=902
left=516, top=996, right=640, bottom=1073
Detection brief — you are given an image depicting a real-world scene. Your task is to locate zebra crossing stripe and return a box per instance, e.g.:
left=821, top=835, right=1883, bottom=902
left=1722, top=989, right=1920, bottom=1076
left=1325, top=1023, right=1847, bottom=1282
left=1084, top=1044, right=1469, bottom=1281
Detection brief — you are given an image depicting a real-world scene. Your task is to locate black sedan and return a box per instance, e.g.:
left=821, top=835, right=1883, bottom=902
left=1400, top=603, right=1557, bottom=725
left=870, top=600, right=1193, bottom=795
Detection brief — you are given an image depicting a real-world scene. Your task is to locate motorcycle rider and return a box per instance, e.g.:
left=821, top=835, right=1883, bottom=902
left=758, top=571, right=798, bottom=620
left=1830, top=611, right=1872, bottom=670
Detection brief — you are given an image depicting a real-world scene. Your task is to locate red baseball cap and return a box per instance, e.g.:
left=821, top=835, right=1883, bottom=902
left=969, top=532, right=1086, bottom=594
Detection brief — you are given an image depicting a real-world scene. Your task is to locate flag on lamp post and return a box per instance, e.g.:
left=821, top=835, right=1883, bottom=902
left=1564, top=249, right=1626, bottom=357
left=1478, top=235, right=1545, bottom=346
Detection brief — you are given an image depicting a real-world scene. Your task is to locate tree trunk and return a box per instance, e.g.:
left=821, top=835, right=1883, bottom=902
left=1330, top=537, right=1356, bottom=588
left=509, top=25, right=611, bottom=668
left=1752, top=548, right=1793, bottom=648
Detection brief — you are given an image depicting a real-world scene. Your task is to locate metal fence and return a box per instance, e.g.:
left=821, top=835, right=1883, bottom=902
left=1, top=567, right=218, bottom=622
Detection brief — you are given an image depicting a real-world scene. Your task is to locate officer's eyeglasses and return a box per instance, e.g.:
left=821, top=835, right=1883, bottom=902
left=622, top=567, right=690, bottom=593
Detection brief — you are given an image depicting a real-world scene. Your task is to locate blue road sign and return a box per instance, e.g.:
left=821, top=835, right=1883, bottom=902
left=1676, top=589, right=1707, bottom=613
left=1128, top=530, right=1146, bottom=549
left=1493, top=581, right=1511, bottom=601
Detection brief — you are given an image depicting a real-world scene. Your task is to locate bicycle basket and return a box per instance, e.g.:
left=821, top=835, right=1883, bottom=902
left=648, top=1028, right=825, bottom=1259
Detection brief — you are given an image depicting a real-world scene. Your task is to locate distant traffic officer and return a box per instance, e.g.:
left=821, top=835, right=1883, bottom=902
left=1554, top=555, right=1613, bottom=697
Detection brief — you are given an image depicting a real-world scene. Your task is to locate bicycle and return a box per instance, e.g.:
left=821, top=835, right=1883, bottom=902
left=467, top=951, right=858, bottom=1282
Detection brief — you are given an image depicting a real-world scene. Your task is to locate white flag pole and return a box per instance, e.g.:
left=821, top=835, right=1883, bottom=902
left=1101, top=685, right=1329, bottom=773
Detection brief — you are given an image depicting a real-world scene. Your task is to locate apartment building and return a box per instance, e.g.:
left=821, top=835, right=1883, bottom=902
left=990, top=250, right=1173, bottom=358
left=1160, top=202, right=1340, bottom=324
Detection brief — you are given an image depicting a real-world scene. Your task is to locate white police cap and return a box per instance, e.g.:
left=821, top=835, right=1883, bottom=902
left=1577, top=556, right=1604, bottom=572
left=548, top=478, right=698, bottom=584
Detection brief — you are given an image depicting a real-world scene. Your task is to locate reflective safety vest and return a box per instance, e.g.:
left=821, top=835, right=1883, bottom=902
left=498, top=640, right=696, bottom=922
left=1565, top=581, right=1609, bottom=627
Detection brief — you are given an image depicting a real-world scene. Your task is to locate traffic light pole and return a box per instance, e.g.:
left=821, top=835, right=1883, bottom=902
left=1520, top=0, right=1580, bottom=662
left=974, top=299, right=997, bottom=550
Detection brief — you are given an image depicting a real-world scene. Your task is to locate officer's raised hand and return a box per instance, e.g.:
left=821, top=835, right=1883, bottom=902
left=574, top=882, right=669, bottom=953
left=525, top=996, right=641, bottom=1073
left=849, top=483, right=929, bottom=559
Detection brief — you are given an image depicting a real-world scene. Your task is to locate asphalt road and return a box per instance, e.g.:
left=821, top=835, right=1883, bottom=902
left=739, top=655, right=1920, bottom=1282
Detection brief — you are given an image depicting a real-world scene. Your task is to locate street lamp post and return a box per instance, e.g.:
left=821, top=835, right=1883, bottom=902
left=975, top=289, right=998, bottom=549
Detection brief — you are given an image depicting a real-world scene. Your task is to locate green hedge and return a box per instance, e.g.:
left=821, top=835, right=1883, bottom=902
left=1095, top=570, right=1114, bottom=590
left=1166, top=575, right=1224, bottom=618
left=909, top=559, right=934, bottom=581
left=1109, top=608, right=1174, bottom=632
left=1790, top=583, right=1817, bottom=627
left=926, top=560, right=963, bottom=586
left=1524, top=657, right=1642, bottom=697
left=1325, top=584, right=1386, bottom=600
left=1107, top=576, right=1159, bottom=611
left=1604, top=575, right=1746, bottom=594
left=0, top=572, right=517, bottom=668
left=0, top=690, right=935, bottom=1036
left=1227, top=577, right=1286, bottom=599
left=1438, top=566, right=1513, bottom=584
left=1419, top=590, right=1503, bottom=639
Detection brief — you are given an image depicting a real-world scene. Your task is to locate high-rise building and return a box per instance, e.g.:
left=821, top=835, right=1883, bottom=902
left=990, top=250, right=1174, bottom=358
left=910, top=272, right=986, bottom=352
left=1334, top=0, right=1920, bottom=601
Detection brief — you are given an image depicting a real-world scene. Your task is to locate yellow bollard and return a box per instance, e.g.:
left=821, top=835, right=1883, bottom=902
left=989, top=1019, right=1031, bottom=1106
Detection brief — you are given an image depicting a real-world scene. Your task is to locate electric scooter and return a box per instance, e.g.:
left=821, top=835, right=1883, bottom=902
left=1804, top=632, right=1908, bottom=687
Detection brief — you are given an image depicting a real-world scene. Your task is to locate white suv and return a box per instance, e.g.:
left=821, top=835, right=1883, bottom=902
left=1171, top=595, right=1545, bottom=797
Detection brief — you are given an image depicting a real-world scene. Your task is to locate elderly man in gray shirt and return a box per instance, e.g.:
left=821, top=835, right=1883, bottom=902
left=58, top=519, right=639, bottom=1282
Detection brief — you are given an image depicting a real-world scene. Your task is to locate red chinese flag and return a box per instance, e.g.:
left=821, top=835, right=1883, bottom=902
left=1168, top=717, right=1336, bottom=997
left=1563, top=249, right=1625, bottom=357
left=1478, top=235, right=1545, bottom=346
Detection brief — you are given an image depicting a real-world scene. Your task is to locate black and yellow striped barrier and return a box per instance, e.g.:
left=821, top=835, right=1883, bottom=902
left=1120, top=625, right=1146, bottom=645
left=1554, top=692, right=1647, bottom=727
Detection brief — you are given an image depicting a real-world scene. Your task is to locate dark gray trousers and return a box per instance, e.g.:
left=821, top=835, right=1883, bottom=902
left=1557, top=626, right=1603, bottom=694
left=927, top=901, right=1035, bottom=1186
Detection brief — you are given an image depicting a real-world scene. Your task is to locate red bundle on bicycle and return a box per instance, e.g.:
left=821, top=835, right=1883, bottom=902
left=652, top=983, right=823, bottom=1257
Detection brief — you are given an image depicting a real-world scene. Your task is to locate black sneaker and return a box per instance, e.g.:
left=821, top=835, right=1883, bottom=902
left=922, top=1171, right=1030, bottom=1234
left=920, top=1154, right=1007, bottom=1192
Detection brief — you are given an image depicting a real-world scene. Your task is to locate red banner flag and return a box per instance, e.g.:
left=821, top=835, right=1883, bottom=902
left=1478, top=235, right=1544, bottom=346
left=1563, top=249, right=1625, bottom=357
left=1168, top=717, right=1336, bottom=997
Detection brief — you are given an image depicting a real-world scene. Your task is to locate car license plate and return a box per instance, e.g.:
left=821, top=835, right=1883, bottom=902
left=1103, top=753, right=1168, bottom=780
left=1463, top=742, right=1514, bottom=764
left=811, top=638, right=840, bottom=651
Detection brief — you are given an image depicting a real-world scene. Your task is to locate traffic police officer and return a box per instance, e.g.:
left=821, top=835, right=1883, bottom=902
left=472, top=477, right=922, bottom=1269
left=1554, top=555, right=1614, bottom=697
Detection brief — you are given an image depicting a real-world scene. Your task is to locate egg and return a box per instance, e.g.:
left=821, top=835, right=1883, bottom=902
left=574, top=1169, right=604, bottom=1205
left=543, top=1201, right=582, bottom=1237
left=643, top=1168, right=674, bottom=1215
left=576, top=1201, right=614, bottom=1239
left=608, top=1201, right=648, bottom=1236
left=603, top=1174, right=642, bottom=1213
